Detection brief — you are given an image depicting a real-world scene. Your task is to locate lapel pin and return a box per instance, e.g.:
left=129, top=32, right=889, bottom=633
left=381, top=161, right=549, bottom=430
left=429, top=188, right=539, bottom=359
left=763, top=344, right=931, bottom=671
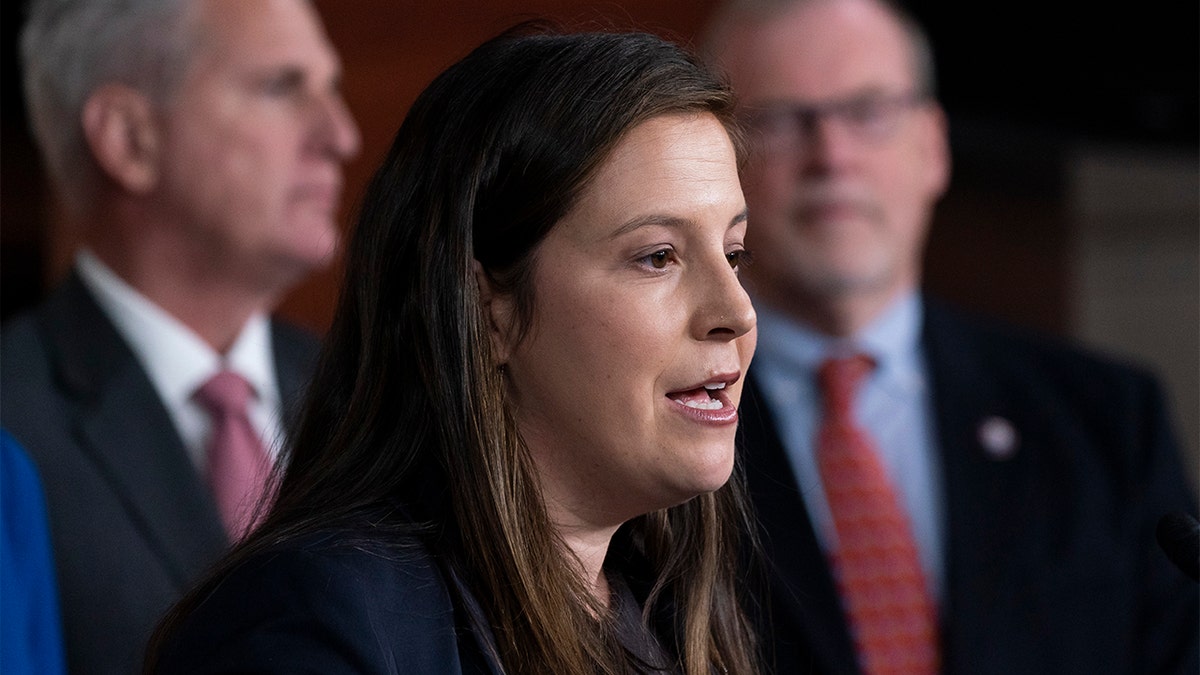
left=978, top=415, right=1018, bottom=460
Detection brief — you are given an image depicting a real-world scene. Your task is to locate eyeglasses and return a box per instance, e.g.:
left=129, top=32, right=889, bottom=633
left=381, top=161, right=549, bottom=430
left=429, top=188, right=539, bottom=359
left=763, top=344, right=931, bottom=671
left=741, top=91, right=931, bottom=152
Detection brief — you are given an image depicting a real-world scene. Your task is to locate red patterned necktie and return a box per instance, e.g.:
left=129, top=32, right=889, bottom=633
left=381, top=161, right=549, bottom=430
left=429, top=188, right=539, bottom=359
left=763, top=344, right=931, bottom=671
left=816, top=355, right=939, bottom=675
left=193, top=370, right=271, bottom=541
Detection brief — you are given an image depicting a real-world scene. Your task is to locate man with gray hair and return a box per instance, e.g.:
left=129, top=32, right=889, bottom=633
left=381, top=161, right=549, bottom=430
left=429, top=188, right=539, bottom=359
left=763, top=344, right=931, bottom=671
left=705, top=0, right=1198, bottom=673
left=1, top=1, right=359, bottom=672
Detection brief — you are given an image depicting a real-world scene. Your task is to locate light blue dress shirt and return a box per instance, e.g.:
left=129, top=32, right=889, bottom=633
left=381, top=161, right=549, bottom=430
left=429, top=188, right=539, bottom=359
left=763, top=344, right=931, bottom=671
left=751, top=293, right=946, bottom=600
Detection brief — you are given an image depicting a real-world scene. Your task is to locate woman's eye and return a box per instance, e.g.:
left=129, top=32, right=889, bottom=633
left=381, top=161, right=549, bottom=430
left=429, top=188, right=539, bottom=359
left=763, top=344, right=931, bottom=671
left=644, top=249, right=673, bottom=269
left=726, top=249, right=751, bottom=270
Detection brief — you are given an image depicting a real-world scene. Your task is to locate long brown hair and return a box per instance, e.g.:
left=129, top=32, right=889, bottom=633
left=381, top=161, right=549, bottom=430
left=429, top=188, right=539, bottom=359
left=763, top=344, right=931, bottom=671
left=151, top=25, right=759, bottom=675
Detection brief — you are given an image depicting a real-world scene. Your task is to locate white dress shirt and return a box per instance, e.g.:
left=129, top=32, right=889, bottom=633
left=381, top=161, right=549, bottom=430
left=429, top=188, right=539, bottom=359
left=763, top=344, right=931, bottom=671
left=75, top=250, right=286, bottom=473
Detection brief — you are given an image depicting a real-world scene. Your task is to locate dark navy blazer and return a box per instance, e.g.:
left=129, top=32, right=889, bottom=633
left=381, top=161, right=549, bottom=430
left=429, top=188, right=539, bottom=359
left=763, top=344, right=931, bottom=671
left=741, top=300, right=1199, bottom=675
left=152, top=529, right=502, bottom=675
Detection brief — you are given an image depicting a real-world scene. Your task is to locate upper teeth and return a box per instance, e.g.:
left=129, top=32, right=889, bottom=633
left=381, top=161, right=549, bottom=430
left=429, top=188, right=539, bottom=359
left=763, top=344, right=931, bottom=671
left=703, top=382, right=726, bottom=390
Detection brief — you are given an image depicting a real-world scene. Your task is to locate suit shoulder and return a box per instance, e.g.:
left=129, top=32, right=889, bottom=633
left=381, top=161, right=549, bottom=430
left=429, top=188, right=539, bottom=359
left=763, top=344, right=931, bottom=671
left=1, top=309, right=51, bottom=368
left=217, top=529, right=452, bottom=621
left=269, top=317, right=322, bottom=383
left=927, top=301, right=1161, bottom=388
left=1, top=309, right=62, bottom=427
left=268, top=318, right=323, bottom=420
left=157, top=530, right=464, bottom=673
left=270, top=318, right=321, bottom=358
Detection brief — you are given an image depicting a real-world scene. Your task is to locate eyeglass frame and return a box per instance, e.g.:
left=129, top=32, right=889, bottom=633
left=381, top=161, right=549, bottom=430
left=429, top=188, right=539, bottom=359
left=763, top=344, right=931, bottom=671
left=739, top=89, right=934, bottom=152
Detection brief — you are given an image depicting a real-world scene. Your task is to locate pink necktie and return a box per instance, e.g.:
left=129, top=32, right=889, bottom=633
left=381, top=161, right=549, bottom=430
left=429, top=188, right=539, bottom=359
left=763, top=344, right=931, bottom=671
left=817, top=355, right=939, bottom=675
left=193, top=370, right=271, bottom=541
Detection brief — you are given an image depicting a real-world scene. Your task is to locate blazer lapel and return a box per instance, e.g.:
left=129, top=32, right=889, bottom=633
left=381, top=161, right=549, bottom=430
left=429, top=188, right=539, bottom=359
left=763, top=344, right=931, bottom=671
left=740, top=378, right=859, bottom=675
left=45, top=274, right=228, bottom=587
left=445, top=566, right=505, bottom=675
left=923, top=303, right=1041, bottom=674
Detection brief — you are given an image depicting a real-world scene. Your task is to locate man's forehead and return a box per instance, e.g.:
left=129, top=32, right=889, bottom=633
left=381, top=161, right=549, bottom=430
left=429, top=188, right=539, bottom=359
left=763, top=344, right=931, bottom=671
left=720, top=0, right=916, bottom=100
left=188, top=0, right=338, bottom=73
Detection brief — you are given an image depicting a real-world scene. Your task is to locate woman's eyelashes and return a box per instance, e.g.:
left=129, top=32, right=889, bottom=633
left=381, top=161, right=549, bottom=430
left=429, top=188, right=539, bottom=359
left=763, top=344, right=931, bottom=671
left=631, top=245, right=752, bottom=274
left=726, top=248, right=751, bottom=272
left=640, top=247, right=677, bottom=270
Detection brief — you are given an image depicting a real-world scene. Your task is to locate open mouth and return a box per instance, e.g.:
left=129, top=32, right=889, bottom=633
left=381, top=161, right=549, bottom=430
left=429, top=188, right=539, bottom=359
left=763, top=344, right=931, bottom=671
left=669, top=382, right=730, bottom=411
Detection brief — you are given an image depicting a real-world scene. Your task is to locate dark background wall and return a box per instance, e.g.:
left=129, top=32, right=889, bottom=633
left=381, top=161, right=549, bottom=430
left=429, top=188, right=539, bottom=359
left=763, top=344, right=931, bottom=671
left=3, top=0, right=1195, bottom=328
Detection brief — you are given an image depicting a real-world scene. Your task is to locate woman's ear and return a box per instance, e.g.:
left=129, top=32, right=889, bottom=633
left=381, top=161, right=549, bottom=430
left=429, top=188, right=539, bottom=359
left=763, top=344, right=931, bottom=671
left=81, top=84, right=160, bottom=194
left=474, top=259, right=517, bottom=365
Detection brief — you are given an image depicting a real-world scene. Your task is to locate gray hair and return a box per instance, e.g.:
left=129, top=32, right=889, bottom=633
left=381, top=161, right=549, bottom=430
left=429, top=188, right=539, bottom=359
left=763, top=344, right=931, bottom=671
left=20, top=0, right=198, bottom=211
left=702, top=0, right=939, bottom=97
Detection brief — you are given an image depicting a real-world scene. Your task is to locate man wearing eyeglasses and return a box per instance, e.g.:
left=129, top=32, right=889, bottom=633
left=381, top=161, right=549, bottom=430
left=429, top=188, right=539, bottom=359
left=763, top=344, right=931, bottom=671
left=704, top=1, right=1198, bottom=673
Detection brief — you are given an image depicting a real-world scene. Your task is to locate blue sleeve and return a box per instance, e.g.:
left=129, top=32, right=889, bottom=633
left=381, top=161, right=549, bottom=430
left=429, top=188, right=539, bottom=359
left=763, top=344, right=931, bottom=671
left=1, top=429, right=67, bottom=675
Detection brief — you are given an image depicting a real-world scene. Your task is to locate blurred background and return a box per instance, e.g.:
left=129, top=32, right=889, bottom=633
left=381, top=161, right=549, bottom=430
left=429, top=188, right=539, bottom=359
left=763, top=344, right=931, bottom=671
left=2, top=0, right=1196, bottom=484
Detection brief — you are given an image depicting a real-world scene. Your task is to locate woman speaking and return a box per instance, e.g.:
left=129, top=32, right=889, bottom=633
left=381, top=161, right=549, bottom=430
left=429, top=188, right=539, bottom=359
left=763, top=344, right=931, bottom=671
left=149, top=25, right=759, bottom=675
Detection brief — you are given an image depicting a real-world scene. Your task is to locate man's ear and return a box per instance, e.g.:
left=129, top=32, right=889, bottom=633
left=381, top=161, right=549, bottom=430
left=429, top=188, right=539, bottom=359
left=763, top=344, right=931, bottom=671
left=474, top=259, right=518, bottom=365
left=81, top=84, right=160, bottom=194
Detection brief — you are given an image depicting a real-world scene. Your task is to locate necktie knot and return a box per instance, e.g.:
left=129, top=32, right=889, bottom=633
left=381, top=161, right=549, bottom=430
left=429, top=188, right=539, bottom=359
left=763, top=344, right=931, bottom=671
left=193, top=370, right=255, bottom=419
left=818, top=354, right=874, bottom=417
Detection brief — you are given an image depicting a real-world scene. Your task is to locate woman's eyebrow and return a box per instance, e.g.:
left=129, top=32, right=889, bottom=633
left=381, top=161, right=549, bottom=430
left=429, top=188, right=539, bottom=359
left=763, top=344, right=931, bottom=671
left=608, top=214, right=690, bottom=240
left=609, top=208, right=747, bottom=240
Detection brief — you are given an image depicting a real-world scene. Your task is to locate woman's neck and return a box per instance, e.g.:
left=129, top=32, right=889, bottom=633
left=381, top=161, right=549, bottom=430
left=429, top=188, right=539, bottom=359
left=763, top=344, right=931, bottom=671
left=548, top=503, right=620, bottom=608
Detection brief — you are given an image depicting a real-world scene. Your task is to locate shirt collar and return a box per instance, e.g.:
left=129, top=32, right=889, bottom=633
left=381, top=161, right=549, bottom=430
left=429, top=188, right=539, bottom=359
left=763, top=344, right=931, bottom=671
left=754, top=291, right=924, bottom=383
left=74, top=249, right=276, bottom=407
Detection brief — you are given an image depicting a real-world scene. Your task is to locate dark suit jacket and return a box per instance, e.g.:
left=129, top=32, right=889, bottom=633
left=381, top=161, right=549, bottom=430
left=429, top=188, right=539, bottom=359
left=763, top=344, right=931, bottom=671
left=741, top=300, right=1199, bottom=675
left=0, top=273, right=320, bottom=675
left=151, top=528, right=502, bottom=675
